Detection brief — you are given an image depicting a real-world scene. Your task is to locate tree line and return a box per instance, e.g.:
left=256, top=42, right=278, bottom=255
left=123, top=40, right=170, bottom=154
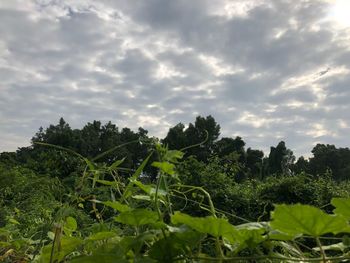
left=1, top=115, right=350, bottom=181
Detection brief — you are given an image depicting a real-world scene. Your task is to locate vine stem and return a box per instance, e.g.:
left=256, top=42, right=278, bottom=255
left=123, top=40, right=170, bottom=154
left=316, top=236, right=327, bottom=263
left=154, top=171, right=167, bottom=238
left=49, top=223, right=62, bottom=263
left=169, top=184, right=224, bottom=260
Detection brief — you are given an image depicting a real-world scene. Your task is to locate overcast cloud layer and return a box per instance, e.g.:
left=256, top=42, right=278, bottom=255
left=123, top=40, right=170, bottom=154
left=1, top=0, right=350, bottom=157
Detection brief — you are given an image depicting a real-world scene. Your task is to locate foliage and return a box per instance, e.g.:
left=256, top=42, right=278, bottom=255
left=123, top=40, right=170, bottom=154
left=3, top=116, right=350, bottom=262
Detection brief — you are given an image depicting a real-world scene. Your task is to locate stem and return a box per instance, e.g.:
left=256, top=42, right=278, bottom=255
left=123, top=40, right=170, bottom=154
left=316, top=236, right=327, bottom=263
left=49, top=223, right=62, bottom=263
left=162, top=175, right=173, bottom=215
left=170, top=189, right=251, bottom=223
left=154, top=171, right=167, bottom=238
left=154, top=172, right=163, bottom=221
left=171, top=185, right=223, bottom=260
left=111, top=171, right=128, bottom=205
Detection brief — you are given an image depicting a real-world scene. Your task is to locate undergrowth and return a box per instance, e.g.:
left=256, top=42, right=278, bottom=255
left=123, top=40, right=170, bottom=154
left=1, top=141, right=350, bottom=262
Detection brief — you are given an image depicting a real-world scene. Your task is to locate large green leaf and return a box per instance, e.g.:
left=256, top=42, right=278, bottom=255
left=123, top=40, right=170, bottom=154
left=149, top=225, right=202, bottom=261
left=115, top=209, right=158, bottom=226
left=118, top=234, right=156, bottom=255
left=39, top=236, right=83, bottom=262
left=86, top=231, right=118, bottom=241
left=271, top=204, right=350, bottom=237
left=149, top=235, right=186, bottom=262
left=171, top=212, right=239, bottom=243
left=332, top=198, right=350, bottom=219
left=235, top=222, right=266, bottom=251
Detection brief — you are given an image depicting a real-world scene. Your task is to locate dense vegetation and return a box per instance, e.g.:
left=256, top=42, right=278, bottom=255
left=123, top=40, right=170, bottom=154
left=2, top=116, right=350, bottom=262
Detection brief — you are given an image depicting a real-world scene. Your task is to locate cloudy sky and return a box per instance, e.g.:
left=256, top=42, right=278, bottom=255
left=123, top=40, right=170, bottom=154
left=1, top=0, right=350, bottom=157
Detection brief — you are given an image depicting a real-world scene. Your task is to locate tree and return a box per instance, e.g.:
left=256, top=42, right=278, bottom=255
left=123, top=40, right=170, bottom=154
left=213, top=136, right=245, bottom=158
left=293, top=156, right=309, bottom=174
left=162, top=115, right=220, bottom=162
left=32, top=118, right=75, bottom=148
left=309, top=144, right=350, bottom=180
left=184, top=115, right=220, bottom=162
left=246, top=148, right=264, bottom=178
left=162, top=123, right=187, bottom=150
left=78, top=120, right=103, bottom=157
left=268, top=141, right=295, bottom=175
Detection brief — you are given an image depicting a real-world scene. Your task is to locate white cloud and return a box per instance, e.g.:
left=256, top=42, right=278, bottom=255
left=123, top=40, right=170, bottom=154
left=1, top=0, right=350, bottom=157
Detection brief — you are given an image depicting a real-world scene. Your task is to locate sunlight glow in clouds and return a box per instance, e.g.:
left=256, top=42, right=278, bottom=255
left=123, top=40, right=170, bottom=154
left=1, top=0, right=350, bottom=157
left=329, top=0, right=350, bottom=27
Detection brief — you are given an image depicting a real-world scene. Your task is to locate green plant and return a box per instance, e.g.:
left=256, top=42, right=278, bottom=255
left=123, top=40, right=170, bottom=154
left=3, top=142, right=350, bottom=262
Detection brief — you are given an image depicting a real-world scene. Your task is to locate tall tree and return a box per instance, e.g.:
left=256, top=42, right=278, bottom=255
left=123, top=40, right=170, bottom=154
left=162, top=115, right=220, bottom=162
left=184, top=115, right=220, bottom=162
left=162, top=123, right=187, bottom=150
left=213, top=136, right=245, bottom=158
left=293, top=156, right=309, bottom=174
left=309, top=144, right=350, bottom=180
left=32, top=117, right=74, bottom=148
left=246, top=148, right=264, bottom=178
left=268, top=141, right=295, bottom=175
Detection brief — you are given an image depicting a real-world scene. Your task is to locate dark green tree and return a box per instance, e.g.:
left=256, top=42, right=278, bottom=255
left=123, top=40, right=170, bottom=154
left=213, top=136, right=245, bottom=158
left=184, top=115, right=220, bottom=162
left=162, top=123, right=187, bottom=150
left=293, top=156, right=309, bottom=174
left=309, top=144, right=350, bottom=180
left=268, top=141, right=295, bottom=175
left=246, top=148, right=264, bottom=178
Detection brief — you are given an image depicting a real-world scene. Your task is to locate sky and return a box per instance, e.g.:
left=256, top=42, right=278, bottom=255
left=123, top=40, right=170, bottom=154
left=1, top=0, right=350, bottom=157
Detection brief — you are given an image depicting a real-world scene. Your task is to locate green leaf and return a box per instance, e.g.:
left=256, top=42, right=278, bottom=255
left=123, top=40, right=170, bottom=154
left=119, top=234, right=156, bottom=255
left=109, top=157, right=126, bottom=170
left=115, top=209, right=158, bottom=226
left=103, top=201, right=131, bottom=212
left=152, top=161, right=175, bottom=175
left=47, top=231, right=55, bottom=240
left=332, top=198, right=350, bottom=219
left=8, top=218, right=20, bottom=225
left=39, top=236, right=83, bottom=262
left=171, top=212, right=239, bottom=243
left=0, top=241, right=11, bottom=248
left=271, top=204, right=350, bottom=237
left=123, top=153, right=153, bottom=199
left=64, top=216, right=77, bottom=236
left=234, top=222, right=266, bottom=251
left=132, top=195, right=152, bottom=201
left=164, top=150, right=184, bottom=162
left=149, top=236, right=185, bottom=262
left=84, top=158, right=96, bottom=171
left=93, top=179, right=118, bottom=187
left=133, top=180, right=152, bottom=194
left=150, top=228, right=204, bottom=262
left=86, top=231, right=117, bottom=241
left=235, top=222, right=267, bottom=231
